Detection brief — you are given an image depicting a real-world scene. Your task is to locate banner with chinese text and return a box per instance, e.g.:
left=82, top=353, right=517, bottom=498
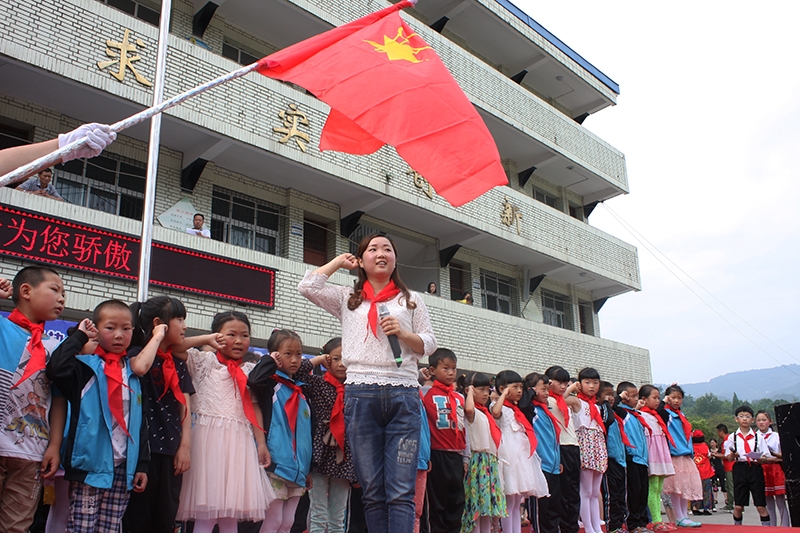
left=0, top=205, right=275, bottom=308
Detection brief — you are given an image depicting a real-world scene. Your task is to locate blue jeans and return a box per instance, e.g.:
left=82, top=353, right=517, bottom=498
left=344, top=384, right=421, bottom=533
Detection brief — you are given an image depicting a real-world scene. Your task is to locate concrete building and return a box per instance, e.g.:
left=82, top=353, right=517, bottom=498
left=0, top=0, right=651, bottom=384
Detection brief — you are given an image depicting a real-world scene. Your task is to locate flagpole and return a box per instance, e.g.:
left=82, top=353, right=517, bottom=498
left=0, top=62, right=261, bottom=190
left=136, top=0, right=172, bottom=302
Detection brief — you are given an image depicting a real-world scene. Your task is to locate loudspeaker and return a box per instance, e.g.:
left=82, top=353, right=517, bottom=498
left=775, top=402, right=800, bottom=527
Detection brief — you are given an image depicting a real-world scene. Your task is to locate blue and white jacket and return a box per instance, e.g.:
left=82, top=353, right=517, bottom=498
left=46, top=331, right=149, bottom=490
left=248, top=357, right=312, bottom=486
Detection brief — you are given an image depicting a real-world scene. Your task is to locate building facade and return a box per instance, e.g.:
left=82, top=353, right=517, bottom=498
left=0, top=0, right=651, bottom=384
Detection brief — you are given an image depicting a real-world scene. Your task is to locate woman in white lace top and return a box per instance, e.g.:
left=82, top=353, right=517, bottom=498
left=298, top=233, right=436, bottom=533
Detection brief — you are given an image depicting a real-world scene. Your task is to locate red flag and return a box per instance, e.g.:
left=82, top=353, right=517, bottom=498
left=256, top=1, right=507, bottom=207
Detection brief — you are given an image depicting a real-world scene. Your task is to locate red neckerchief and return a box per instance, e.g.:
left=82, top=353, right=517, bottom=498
left=323, top=371, right=346, bottom=452
left=552, top=393, right=571, bottom=429
left=96, top=346, right=131, bottom=438
left=504, top=400, right=537, bottom=457
left=577, top=392, right=606, bottom=433
left=361, top=280, right=400, bottom=337
left=474, top=403, right=502, bottom=449
left=272, top=374, right=306, bottom=452
left=8, top=309, right=46, bottom=388
left=613, top=412, right=633, bottom=447
left=215, top=352, right=265, bottom=433
left=622, top=405, right=652, bottom=435
left=641, top=406, right=675, bottom=447
left=156, top=348, right=186, bottom=413
left=664, top=405, right=692, bottom=442
left=432, top=380, right=460, bottom=428
left=533, top=399, right=561, bottom=442
left=737, top=430, right=755, bottom=462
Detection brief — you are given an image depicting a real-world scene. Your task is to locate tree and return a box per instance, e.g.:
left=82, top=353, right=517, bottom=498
left=692, top=393, right=724, bottom=419
left=732, top=392, right=741, bottom=410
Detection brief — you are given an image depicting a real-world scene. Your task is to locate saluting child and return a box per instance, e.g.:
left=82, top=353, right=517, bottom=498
left=638, top=384, right=675, bottom=532
left=47, top=300, right=157, bottom=532
left=294, top=337, right=357, bottom=533
left=599, top=381, right=628, bottom=533
left=249, top=329, right=313, bottom=533
left=615, top=382, right=650, bottom=533
left=459, top=371, right=506, bottom=533
left=525, top=372, right=560, bottom=533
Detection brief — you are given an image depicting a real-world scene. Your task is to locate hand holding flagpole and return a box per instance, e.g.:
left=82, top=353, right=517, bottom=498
left=0, top=61, right=261, bottom=189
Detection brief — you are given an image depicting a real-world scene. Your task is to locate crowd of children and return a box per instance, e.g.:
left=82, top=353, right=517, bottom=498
left=0, top=265, right=794, bottom=533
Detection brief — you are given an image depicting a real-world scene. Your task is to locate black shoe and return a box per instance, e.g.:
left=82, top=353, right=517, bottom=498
left=703, top=510, right=712, bottom=516
left=692, top=510, right=703, bottom=516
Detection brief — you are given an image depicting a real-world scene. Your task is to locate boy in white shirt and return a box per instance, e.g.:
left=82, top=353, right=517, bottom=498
left=723, top=405, right=772, bottom=526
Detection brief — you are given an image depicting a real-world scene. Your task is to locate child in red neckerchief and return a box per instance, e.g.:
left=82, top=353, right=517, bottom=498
left=422, top=348, right=467, bottom=533
left=755, top=410, right=790, bottom=527
left=459, top=371, right=507, bottom=533
left=292, top=337, right=356, bottom=533
left=0, top=269, right=67, bottom=533
left=638, top=384, right=675, bottom=532
left=491, top=370, right=548, bottom=533
left=249, top=329, right=313, bottom=533
left=660, top=385, right=703, bottom=528
left=175, top=311, right=275, bottom=533
left=47, top=300, right=158, bottom=532
left=572, top=368, right=608, bottom=533
left=724, top=405, right=772, bottom=527
left=123, top=296, right=196, bottom=533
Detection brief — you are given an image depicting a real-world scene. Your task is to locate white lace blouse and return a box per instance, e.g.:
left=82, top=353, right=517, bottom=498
left=298, top=270, right=437, bottom=387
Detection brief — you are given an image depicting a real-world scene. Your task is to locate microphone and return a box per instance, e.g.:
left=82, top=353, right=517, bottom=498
left=378, top=304, right=403, bottom=368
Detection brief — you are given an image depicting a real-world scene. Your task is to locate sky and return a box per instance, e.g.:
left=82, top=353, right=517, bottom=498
left=511, top=1, right=800, bottom=383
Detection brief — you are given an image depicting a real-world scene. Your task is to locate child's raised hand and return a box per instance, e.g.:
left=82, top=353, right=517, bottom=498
left=206, top=333, right=226, bottom=351
left=270, top=351, right=283, bottom=366
left=499, top=387, right=510, bottom=399
left=419, top=367, right=432, bottom=381
left=78, top=318, right=98, bottom=340
left=0, top=278, right=11, bottom=299
left=465, top=385, right=474, bottom=397
left=152, top=323, right=168, bottom=342
left=324, top=353, right=332, bottom=369
left=620, top=390, right=629, bottom=401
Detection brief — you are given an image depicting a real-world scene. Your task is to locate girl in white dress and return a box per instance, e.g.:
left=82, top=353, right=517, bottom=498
left=175, top=311, right=275, bottom=533
left=491, top=370, right=549, bottom=533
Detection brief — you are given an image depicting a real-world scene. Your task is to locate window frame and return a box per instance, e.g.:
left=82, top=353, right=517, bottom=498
left=480, top=270, right=515, bottom=315
left=541, top=289, right=571, bottom=330
left=210, top=186, right=282, bottom=256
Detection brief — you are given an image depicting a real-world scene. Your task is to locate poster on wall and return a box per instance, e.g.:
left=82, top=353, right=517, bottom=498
left=157, top=197, right=200, bottom=232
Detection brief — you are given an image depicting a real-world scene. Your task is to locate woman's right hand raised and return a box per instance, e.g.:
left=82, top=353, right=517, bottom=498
left=336, top=253, right=358, bottom=270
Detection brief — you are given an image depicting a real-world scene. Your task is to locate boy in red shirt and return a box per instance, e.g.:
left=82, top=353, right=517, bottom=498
left=422, top=348, right=466, bottom=533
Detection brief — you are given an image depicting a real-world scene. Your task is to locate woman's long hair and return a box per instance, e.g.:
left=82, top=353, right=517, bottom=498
left=347, top=233, right=416, bottom=311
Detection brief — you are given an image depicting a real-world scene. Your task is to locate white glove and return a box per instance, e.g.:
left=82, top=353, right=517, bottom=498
left=58, top=123, right=117, bottom=163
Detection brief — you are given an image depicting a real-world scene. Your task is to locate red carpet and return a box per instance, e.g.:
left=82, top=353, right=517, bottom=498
left=519, top=527, right=796, bottom=533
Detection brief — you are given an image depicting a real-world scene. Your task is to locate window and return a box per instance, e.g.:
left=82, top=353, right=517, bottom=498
left=99, top=0, right=160, bottom=25
left=210, top=187, right=282, bottom=255
left=480, top=270, right=514, bottom=315
left=222, top=42, right=260, bottom=66
left=303, top=218, right=328, bottom=267
left=449, top=263, right=468, bottom=301
left=533, top=188, right=558, bottom=209
left=578, top=301, right=594, bottom=335
left=0, top=123, right=31, bottom=151
left=53, top=155, right=146, bottom=220
left=569, top=203, right=584, bottom=221
left=542, top=289, right=571, bottom=330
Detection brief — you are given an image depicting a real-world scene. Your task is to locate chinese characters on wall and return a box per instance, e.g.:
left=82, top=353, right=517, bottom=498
left=501, top=196, right=523, bottom=235
left=97, top=29, right=153, bottom=87
left=274, top=103, right=311, bottom=152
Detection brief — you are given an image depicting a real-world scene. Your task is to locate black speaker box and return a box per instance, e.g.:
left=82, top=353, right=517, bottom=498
left=775, top=402, right=800, bottom=527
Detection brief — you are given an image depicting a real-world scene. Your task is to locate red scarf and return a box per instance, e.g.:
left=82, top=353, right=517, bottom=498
left=474, top=403, right=502, bottom=450
left=432, top=380, right=460, bottom=428
left=96, top=346, right=131, bottom=438
left=272, top=374, right=306, bottom=452
left=552, top=393, right=571, bottom=429
left=664, top=405, right=692, bottom=442
left=641, top=406, right=675, bottom=447
left=504, top=400, right=537, bottom=457
left=156, top=348, right=186, bottom=410
left=8, top=309, right=46, bottom=388
left=215, top=352, right=265, bottom=433
left=533, top=399, right=561, bottom=442
left=361, top=280, right=400, bottom=337
left=323, top=371, right=346, bottom=452
left=578, top=392, right=606, bottom=433
left=613, top=412, right=633, bottom=447
left=623, top=406, right=652, bottom=435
